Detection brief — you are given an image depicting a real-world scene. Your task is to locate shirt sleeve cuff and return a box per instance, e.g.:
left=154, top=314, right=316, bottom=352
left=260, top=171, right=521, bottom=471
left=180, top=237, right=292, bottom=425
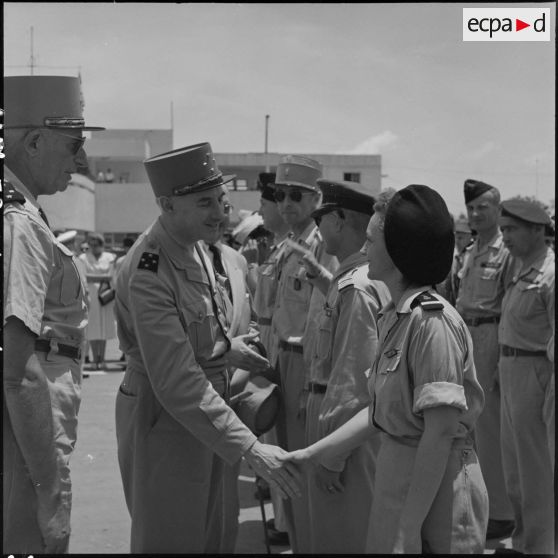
left=413, top=381, right=467, bottom=414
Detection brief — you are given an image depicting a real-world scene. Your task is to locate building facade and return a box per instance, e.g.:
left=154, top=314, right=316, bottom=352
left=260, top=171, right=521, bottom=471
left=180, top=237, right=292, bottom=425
left=41, top=129, right=382, bottom=250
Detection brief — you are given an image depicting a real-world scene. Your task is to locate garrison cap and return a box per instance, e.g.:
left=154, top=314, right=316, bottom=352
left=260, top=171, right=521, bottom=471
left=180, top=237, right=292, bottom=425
left=385, top=184, right=454, bottom=285
left=464, top=178, right=497, bottom=204
left=257, top=172, right=276, bottom=202
left=312, top=179, right=376, bottom=221
left=275, top=155, right=322, bottom=191
left=4, top=75, right=104, bottom=130
left=500, top=199, right=551, bottom=226
left=144, top=142, right=235, bottom=198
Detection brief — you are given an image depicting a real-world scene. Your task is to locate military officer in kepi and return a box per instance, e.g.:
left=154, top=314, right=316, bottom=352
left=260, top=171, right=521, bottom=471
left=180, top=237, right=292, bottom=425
left=3, top=75, right=104, bottom=554
left=113, top=142, right=302, bottom=553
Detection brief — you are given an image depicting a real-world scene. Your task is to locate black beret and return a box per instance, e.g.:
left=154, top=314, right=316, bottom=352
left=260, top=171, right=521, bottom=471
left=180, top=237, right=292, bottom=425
left=384, top=185, right=454, bottom=285
left=258, top=172, right=276, bottom=202
left=311, top=179, right=376, bottom=221
left=500, top=199, right=551, bottom=226
left=464, top=178, right=496, bottom=204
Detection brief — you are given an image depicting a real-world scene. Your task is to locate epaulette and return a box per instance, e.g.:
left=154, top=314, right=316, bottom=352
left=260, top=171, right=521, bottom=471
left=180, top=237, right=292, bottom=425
left=411, top=291, right=444, bottom=311
left=3, top=181, right=26, bottom=205
left=138, top=252, right=159, bottom=273
left=338, top=269, right=357, bottom=292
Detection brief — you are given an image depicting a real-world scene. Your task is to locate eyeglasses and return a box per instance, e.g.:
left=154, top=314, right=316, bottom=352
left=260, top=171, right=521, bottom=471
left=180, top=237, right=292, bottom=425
left=49, top=129, right=86, bottom=156
left=314, top=208, right=344, bottom=227
left=274, top=189, right=314, bottom=203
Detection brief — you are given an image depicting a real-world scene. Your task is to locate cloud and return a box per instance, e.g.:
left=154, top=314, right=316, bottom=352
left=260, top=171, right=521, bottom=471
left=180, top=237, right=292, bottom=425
left=465, top=141, right=498, bottom=160
left=339, top=130, right=398, bottom=155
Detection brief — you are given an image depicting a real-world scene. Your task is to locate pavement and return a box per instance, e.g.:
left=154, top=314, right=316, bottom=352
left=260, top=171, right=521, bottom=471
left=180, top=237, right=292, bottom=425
left=68, top=338, right=513, bottom=554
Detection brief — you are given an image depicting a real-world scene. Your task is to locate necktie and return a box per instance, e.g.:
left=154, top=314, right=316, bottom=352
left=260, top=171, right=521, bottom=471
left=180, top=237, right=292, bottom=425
left=208, top=244, right=232, bottom=302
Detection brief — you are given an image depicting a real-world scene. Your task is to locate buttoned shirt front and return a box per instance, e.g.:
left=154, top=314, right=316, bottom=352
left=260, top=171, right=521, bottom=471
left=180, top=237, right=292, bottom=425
left=309, top=252, right=390, bottom=437
left=115, top=218, right=256, bottom=464
left=3, top=166, right=87, bottom=346
left=370, top=287, right=484, bottom=442
left=272, top=222, right=337, bottom=345
left=456, top=231, right=515, bottom=318
left=499, top=247, right=554, bottom=355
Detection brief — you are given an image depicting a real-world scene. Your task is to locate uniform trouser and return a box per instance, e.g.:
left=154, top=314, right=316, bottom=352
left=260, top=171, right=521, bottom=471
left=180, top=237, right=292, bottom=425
left=366, top=434, right=488, bottom=554
left=305, top=392, right=379, bottom=553
left=275, top=348, right=311, bottom=553
left=220, top=460, right=241, bottom=553
left=261, top=426, right=288, bottom=532
left=3, top=351, right=81, bottom=554
left=115, top=368, right=227, bottom=553
left=468, top=323, right=513, bottom=520
left=499, top=355, right=554, bottom=555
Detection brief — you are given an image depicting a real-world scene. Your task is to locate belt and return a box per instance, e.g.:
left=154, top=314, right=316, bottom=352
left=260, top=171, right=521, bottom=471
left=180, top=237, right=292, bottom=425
left=308, top=381, right=327, bottom=394
left=257, top=317, right=272, bottom=326
left=34, top=339, right=81, bottom=359
left=278, top=340, right=303, bottom=354
left=463, top=316, right=500, bottom=327
left=501, top=345, right=547, bottom=358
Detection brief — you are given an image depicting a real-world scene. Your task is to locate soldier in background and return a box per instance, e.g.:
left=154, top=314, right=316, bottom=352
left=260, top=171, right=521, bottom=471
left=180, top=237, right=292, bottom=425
left=455, top=179, right=515, bottom=541
left=498, top=198, right=554, bottom=555
left=3, top=75, right=104, bottom=554
left=270, top=155, right=338, bottom=553
left=302, top=180, right=390, bottom=553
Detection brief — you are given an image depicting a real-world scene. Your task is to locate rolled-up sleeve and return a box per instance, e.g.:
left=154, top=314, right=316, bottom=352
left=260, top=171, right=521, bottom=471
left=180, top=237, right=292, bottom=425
left=409, top=313, right=468, bottom=414
left=3, top=211, right=53, bottom=335
left=129, top=270, right=257, bottom=465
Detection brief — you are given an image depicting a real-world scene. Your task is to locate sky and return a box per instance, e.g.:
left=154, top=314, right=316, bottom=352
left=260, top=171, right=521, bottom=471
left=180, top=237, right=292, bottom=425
left=4, top=2, right=555, bottom=217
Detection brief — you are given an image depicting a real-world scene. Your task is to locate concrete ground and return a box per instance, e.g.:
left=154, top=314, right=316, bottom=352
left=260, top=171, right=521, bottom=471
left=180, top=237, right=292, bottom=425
left=68, top=338, right=512, bottom=554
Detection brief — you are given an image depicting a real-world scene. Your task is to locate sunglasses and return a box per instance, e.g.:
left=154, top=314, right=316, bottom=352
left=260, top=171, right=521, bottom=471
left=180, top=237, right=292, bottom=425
left=314, top=208, right=344, bottom=227
left=274, top=189, right=315, bottom=203
left=49, top=129, right=86, bottom=156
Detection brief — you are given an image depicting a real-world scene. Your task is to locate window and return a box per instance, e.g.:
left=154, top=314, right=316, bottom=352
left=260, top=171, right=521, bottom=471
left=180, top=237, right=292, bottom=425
left=343, top=172, right=361, bottom=183
left=234, top=179, right=248, bottom=191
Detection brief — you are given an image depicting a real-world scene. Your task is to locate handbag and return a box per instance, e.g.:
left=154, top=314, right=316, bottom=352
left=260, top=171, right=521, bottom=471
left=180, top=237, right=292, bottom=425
left=98, top=279, right=116, bottom=306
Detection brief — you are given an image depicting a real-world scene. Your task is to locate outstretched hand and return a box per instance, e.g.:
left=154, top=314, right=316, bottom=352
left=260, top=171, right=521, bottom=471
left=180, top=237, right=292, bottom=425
left=243, top=441, right=304, bottom=500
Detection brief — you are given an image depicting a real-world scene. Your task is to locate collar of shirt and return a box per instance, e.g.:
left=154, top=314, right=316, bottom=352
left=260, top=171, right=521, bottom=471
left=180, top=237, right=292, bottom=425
left=289, top=221, right=320, bottom=249
left=379, top=285, right=432, bottom=318
left=4, top=164, right=42, bottom=214
left=470, top=230, right=504, bottom=257
left=150, top=218, right=208, bottom=282
left=513, top=247, right=553, bottom=284
left=332, top=251, right=368, bottom=281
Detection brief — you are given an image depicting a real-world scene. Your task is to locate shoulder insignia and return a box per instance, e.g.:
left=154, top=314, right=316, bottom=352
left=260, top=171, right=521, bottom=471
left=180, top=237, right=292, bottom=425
left=138, top=252, right=159, bottom=272
left=338, top=269, right=357, bottom=292
left=3, top=181, right=26, bottom=205
left=411, top=291, right=444, bottom=311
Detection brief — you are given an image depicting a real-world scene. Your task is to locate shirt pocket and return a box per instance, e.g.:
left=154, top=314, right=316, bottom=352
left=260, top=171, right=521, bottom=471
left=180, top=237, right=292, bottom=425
left=316, top=306, right=335, bottom=360
left=476, top=267, right=499, bottom=298
left=54, top=241, right=83, bottom=305
left=283, top=266, right=312, bottom=306
left=258, top=261, right=278, bottom=308
left=180, top=298, right=216, bottom=356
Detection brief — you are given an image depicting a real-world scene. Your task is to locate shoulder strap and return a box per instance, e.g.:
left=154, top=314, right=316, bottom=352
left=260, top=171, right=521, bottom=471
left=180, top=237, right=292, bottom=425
left=410, top=290, right=444, bottom=311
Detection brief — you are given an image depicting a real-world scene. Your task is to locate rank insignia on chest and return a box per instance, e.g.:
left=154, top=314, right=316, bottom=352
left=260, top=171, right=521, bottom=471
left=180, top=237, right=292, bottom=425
left=481, top=261, right=501, bottom=269
left=138, top=252, right=159, bottom=272
left=325, top=306, right=333, bottom=317
left=294, top=278, right=302, bottom=291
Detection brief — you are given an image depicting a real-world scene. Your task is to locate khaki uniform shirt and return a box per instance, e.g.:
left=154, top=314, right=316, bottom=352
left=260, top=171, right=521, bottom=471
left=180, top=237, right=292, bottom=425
left=456, top=232, right=514, bottom=318
left=3, top=167, right=87, bottom=346
left=309, top=253, right=390, bottom=434
left=253, top=237, right=288, bottom=365
left=499, top=247, right=554, bottom=356
left=115, top=218, right=257, bottom=464
left=272, top=222, right=338, bottom=346
left=370, top=287, right=484, bottom=441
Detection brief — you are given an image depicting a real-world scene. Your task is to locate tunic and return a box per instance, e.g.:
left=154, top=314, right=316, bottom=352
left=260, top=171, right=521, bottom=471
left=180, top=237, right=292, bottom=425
left=114, top=218, right=257, bottom=553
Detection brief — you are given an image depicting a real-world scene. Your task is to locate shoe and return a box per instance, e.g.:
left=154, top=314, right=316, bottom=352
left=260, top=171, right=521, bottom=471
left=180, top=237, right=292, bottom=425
left=82, top=372, right=90, bottom=379
left=265, top=519, right=289, bottom=546
left=487, top=519, right=515, bottom=540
